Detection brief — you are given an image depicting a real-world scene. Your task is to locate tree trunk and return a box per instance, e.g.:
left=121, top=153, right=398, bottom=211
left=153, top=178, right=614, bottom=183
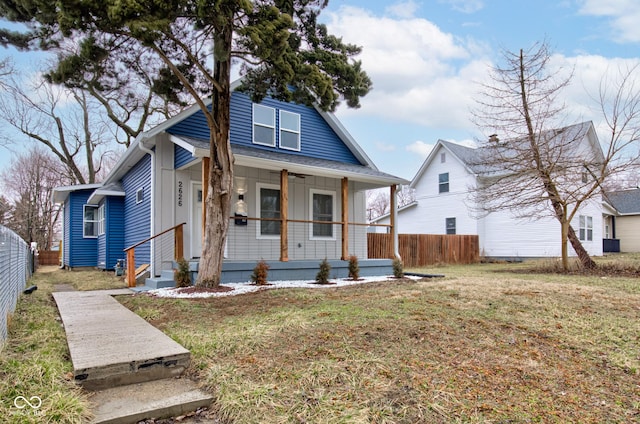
left=567, top=225, right=597, bottom=269
left=195, top=24, right=234, bottom=288
left=560, top=220, right=569, bottom=270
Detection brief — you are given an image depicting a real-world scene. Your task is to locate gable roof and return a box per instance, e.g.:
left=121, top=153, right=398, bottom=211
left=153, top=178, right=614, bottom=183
left=410, top=121, right=601, bottom=188
left=605, top=188, right=640, bottom=215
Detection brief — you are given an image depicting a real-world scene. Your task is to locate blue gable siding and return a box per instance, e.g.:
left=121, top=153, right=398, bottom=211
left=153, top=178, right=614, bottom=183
left=67, top=190, right=97, bottom=268
left=122, top=154, right=151, bottom=268
left=167, top=91, right=361, bottom=165
left=175, top=144, right=196, bottom=169
left=97, top=197, right=125, bottom=270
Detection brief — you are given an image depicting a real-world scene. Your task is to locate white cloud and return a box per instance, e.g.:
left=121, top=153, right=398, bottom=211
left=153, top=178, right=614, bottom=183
left=326, top=6, right=489, bottom=131
left=385, top=1, right=421, bottom=19
left=406, top=140, right=434, bottom=158
left=578, top=0, right=640, bottom=43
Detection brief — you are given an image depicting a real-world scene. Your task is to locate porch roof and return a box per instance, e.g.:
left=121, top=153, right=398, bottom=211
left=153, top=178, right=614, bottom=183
left=87, top=182, right=126, bottom=205
left=173, top=135, right=409, bottom=187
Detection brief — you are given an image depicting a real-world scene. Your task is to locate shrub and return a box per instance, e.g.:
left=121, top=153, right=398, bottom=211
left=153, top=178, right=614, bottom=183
left=316, top=258, right=331, bottom=284
left=175, top=257, right=191, bottom=287
left=251, top=259, right=270, bottom=285
left=348, top=255, right=360, bottom=280
left=392, top=257, right=404, bottom=278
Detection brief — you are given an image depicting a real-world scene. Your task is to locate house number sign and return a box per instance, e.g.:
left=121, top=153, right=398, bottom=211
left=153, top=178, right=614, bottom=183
left=178, top=181, right=183, bottom=207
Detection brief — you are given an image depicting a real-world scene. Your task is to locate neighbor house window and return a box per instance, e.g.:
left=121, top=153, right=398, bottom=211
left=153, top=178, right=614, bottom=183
left=257, top=184, right=280, bottom=237
left=446, top=217, right=456, bottom=235
left=279, top=110, right=301, bottom=151
left=253, top=104, right=276, bottom=146
left=440, top=153, right=446, bottom=163
left=83, top=205, right=99, bottom=238
left=310, top=189, right=335, bottom=239
left=579, top=215, right=593, bottom=241
left=581, top=171, right=589, bottom=183
left=439, top=172, right=449, bottom=193
left=98, top=204, right=106, bottom=236
left=136, top=188, right=144, bottom=204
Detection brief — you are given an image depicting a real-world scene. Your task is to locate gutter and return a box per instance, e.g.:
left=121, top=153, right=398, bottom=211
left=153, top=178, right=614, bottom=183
left=138, top=137, right=156, bottom=278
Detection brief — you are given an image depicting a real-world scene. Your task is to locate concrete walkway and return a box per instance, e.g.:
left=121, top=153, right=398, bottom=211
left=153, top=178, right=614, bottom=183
left=53, top=289, right=191, bottom=390
left=53, top=289, right=213, bottom=423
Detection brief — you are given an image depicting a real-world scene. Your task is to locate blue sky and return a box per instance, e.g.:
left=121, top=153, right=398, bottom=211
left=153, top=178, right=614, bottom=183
left=0, top=0, right=639, bottom=181
left=322, top=0, right=640, bottom=180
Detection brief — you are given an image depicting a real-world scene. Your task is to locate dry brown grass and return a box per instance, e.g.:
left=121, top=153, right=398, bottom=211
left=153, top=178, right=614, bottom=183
left=118, top=259, right=640, bottom=423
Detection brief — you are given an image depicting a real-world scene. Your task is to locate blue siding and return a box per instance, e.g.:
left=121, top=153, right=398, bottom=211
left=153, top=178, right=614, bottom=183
left=122, top=154, right=151, bottom=268
left=97, top=197, right=125, bottom=270
left=174, top=144, right=196, bottom=169
left=167, top=91, right=361, bottom=165
left=67, top=190, right=97, bottom=268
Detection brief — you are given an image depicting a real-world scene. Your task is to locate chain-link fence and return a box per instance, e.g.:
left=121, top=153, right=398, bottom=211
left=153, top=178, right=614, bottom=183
left=0, top=225, right=34, bottom=348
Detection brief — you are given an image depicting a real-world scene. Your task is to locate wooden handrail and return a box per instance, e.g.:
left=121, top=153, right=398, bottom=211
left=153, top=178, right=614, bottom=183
left=124, top=222, right=186, bottom=287
left=124, top=222, right=187, bottom=252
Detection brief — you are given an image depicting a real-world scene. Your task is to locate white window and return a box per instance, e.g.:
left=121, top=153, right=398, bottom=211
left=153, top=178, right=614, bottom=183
left=136, top=188, right=144, bottom=204
left=279, top=110, right=300, bottom=151
left=439, top=172, right=449, bottom=193
left=446, top=217, right=456, bottom=235
left=253, top=104, right=276, bottom=146
left=256, top=183, right=281, bottom=238
left=579, top=215, right=593, bottom=241
left=83, top=205, right=99, bottom=238
left=98, top=204, right=106, bottom=236
left=310, top=189, right=335, bottom=239
left=440, top=153, right=446, bottom=163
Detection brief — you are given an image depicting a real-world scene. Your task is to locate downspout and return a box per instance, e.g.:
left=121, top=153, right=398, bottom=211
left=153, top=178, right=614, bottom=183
left=392, top=185, right=401, bottom=260
left=138, top=138, right=156, bottom=277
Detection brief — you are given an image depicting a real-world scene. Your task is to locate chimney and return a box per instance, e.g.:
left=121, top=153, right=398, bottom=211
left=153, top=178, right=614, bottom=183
left=489, top=134, right=499, bottom=143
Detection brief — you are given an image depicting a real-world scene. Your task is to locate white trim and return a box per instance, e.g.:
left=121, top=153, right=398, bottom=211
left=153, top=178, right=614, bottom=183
left=136, top=187, right=144, bottom=204
left=190, top=181, right=203, bottom=258
left=83, top=205, right=99, bottom=238
left=279, top=110, right=301, bottom=151
left=98, top=204, right=106, bottom=236
left=256, top=182, right=281, bottom=240
left=252, top=103, right=276, bottom=147
left=309, top=188, right=336, bottom=240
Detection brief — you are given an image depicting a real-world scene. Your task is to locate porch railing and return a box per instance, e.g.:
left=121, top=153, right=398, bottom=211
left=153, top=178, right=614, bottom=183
left=123, top=222, right=185, bottom=287
left=225, top=217, right=392, bottom=261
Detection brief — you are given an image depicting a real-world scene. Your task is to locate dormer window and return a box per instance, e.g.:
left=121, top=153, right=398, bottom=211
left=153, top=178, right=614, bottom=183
left=279, top=110, right=301, bottom=151
left=252, top=104, right=276, bottom=147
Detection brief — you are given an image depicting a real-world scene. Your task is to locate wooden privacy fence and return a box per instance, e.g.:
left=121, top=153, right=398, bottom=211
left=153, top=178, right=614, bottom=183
left=368, top=233, right=479, bottom=267
left=37, top=250, right=60, bottom=266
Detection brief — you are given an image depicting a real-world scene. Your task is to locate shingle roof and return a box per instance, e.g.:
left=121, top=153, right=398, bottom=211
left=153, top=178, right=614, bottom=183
left=175, top=136, right=409, bottom=185
left=606, top=188, right=640, bottom=214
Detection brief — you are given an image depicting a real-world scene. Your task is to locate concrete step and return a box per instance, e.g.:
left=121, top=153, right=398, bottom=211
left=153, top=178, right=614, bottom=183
left=53, top=291, right=191, bottom=391
left=90, top=378, right=213, bottom=424
left=145, top=277, right=176, bottom=289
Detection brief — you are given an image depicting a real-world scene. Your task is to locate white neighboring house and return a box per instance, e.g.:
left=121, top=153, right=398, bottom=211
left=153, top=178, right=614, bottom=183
left=372, top=122, right=604, bottom=260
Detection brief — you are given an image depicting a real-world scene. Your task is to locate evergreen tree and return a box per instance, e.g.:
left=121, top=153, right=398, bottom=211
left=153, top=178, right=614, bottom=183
left=0, top=0, right=372, bottom=286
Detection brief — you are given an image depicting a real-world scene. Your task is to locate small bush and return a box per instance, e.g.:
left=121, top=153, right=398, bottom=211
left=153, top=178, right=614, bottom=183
left=251, top=259, right=270, bottom=285
left=348, top=255, right=360, bottom=280
left=392, top=257, right=404, bottom=278
left=316, top=258, right=331, bottom=284
left=175, top=257, right=191, bottom=287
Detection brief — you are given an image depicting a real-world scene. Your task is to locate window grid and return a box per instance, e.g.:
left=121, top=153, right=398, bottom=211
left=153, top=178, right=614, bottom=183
left=83, top=205, right=99, bottom=238
left=252, top=104, right=276, bottom=147
left=439, top=172, right=449, bottom=193
left=579, top=215, right=593, bottom=241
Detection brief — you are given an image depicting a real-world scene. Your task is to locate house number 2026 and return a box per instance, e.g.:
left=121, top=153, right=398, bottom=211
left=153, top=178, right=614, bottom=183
left=178, top=181, right=183, bottom=207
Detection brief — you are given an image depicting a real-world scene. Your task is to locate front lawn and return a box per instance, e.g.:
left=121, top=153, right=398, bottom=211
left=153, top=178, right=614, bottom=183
left=1, top=260, right=639, bottom=423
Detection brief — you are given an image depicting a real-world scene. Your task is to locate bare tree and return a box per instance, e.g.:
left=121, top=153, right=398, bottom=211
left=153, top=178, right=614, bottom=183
left=0, top=195, right=11, bottom=225
left=367, top=186, right=415, bottom=220
left=471, top=41, right=640, bottom=270
left=0, top=73, right=113, bottom=184
left=2, top=147, right=71, bottom=249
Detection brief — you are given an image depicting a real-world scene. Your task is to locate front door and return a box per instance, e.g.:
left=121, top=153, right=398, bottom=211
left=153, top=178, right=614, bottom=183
left=191, top=183, right=202, bottom=258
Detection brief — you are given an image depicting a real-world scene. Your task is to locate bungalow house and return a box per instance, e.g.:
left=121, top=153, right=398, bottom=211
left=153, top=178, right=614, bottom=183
left=603, top=188, right=640, bottom=252
left=372, top=122, right=605, bottom=260
left=53, top=81, right=408, bottom=284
